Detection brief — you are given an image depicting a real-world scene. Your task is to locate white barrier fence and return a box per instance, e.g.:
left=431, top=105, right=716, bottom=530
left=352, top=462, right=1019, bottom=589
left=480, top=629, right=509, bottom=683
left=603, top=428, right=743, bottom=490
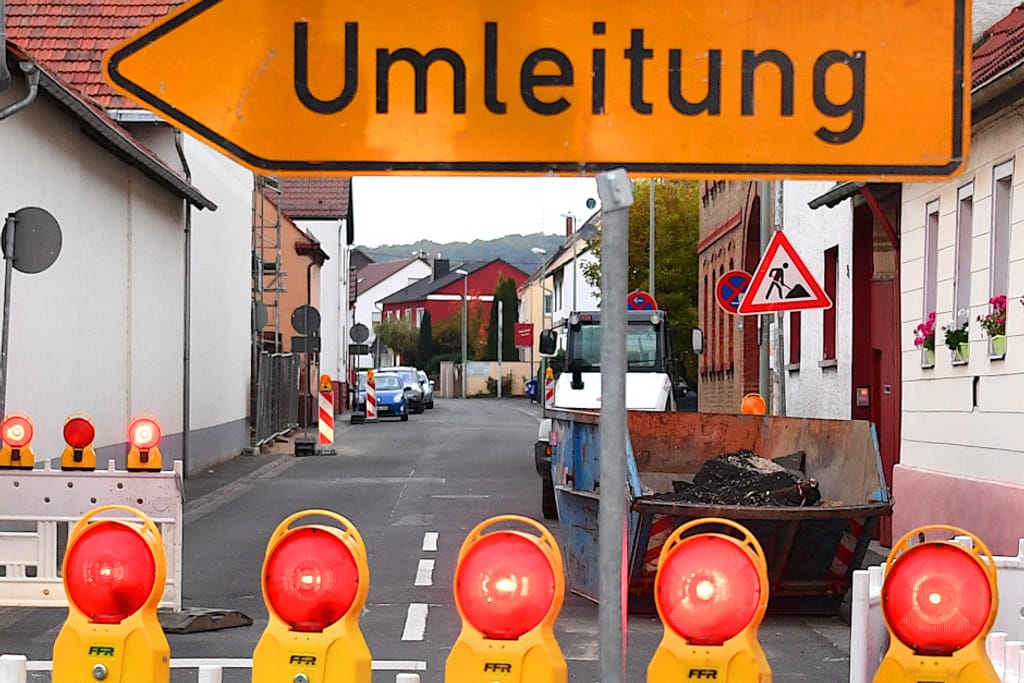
left=0, top=655, right=423, bottom=683
left=849, top=537, right=1024, bottom=683
left=0, top=460, right=183, bottom=610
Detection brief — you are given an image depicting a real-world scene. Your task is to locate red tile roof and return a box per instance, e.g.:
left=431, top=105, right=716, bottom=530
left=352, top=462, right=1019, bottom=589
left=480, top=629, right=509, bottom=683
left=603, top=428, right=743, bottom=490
left=279, top=178, right=352, bottom=220
left=973, top=3, right=1024, bottom=89
left=356, top=258, right=420, bottom=296
left=6, top=0, right=185, bottom=109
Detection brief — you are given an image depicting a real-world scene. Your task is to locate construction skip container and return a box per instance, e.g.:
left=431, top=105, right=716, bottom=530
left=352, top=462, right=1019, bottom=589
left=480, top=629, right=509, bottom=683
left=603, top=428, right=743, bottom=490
left=548, top=409, right=892, bottom=615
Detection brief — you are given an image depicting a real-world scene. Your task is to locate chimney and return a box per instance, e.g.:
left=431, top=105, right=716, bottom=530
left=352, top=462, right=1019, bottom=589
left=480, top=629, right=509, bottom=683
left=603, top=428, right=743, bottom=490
left=565, top=215, right=574, bottom=237
left=433, top=258, right=450, bottom=280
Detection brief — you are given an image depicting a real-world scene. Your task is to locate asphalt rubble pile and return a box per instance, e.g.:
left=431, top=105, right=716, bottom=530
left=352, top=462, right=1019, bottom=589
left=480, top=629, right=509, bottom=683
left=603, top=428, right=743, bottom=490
left=654, top=449, right=822, bottom=507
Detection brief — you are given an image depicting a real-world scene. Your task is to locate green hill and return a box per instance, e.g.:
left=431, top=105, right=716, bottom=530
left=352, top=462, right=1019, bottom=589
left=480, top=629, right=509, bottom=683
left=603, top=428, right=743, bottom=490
left=357, top=232, right=565, bottom=275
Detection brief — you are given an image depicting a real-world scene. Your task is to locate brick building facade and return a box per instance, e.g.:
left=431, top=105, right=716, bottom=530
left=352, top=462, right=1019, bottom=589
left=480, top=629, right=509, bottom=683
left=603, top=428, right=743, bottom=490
left=697, top=180, right=765, bottom=413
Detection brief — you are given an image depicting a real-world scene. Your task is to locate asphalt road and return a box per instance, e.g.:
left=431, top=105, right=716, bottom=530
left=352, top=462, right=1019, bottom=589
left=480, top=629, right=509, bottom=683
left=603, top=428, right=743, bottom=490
left=0, top=398, right=854, bottom=682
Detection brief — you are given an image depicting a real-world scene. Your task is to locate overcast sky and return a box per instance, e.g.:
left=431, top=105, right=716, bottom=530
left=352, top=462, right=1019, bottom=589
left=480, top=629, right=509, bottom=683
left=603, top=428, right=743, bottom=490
left=351, top=176, right=600, bottom=248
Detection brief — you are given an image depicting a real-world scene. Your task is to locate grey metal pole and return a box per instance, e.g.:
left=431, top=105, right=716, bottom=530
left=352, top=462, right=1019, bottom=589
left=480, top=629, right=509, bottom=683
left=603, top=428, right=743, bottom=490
left=461, top=275, right=468, bottom=399
left=649, top=179, right=656, bottom=296
left=497, top=300, right=503, bottom=398
left=759, top=181, right=771, bottom=401
left=596, top=168, right=633, bottom=683
left=774, top=181, right=786, bottom=416
left=0, top=215, right=16, bottom=421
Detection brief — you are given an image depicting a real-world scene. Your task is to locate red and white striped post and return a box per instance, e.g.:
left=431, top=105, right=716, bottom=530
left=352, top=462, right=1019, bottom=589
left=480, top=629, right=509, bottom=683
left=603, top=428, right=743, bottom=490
left=366, top=370, right=378, bottom=421
left=544, top=367, right=555, bottom=408
left=318, top=374, right=334, bottom=446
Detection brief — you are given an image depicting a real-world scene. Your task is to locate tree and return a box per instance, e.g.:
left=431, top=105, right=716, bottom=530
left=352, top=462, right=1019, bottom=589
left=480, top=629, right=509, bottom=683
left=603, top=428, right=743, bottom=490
left=431, top=301, right=488, bottom=361
left=374, top=318, right=418, bottom=364
left=485, top=275, right=521, bottom=361
left=416, top=310, right=434, bottom=370
left=581, top=179, right=701, bottom=381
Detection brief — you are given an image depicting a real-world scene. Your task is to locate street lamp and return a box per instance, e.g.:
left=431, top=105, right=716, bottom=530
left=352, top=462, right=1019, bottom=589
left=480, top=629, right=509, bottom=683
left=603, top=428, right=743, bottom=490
left=455, top=268, right=469, bottom=399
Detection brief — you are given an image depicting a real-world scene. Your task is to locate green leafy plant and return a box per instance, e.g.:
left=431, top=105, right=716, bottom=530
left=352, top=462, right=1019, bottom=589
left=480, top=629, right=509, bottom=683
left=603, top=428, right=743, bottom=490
left=942, top=313, right=969, bottom=351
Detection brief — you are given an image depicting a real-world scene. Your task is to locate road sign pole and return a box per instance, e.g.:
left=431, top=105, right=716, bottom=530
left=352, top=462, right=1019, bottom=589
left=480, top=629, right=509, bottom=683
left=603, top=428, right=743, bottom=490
left=758, top=182, right=771, bottom=404
left=596, top=168, right=633, bottom=683
left=0, top=215, right=16, bottom=421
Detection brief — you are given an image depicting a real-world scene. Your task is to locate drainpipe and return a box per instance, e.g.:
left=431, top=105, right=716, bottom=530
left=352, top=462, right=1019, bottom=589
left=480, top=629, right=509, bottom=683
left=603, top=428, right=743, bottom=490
left=0, top=0, right=11, bottom=92
left=174, top=131, right=192, bottom=476
left=0, top=62, right=39, bottom=121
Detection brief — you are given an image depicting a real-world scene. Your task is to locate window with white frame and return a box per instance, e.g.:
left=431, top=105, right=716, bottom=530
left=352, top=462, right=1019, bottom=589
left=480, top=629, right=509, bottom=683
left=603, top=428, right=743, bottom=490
left=386, top=310, right=394, bottom=321
left=990, top=159, right=1014, bottom=302
left=416, top=307, right=425, bottom=327
left=372, top=311, right=382, bottom=323
left=405, top=308, right=412, bottom=320
left=923, top=200, right=940, bottom=324
left=553, top=270, right=564, bottom=310
left=954, top=183, right=973, bottom=323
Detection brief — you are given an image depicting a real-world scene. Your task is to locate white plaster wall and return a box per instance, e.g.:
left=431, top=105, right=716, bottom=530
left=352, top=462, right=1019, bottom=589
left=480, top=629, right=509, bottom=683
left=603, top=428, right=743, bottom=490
left=355, top=262, right=432, bottom=335
left=900, top=107, right=1024, bottom=485
left=0, top=86, right=184, bottom=458
left=551, top=248, right=599, bottom=323
left=298, top=219, right=346, bottom=384
left=780, top=181, right=853, bottom=420
left=127, top=129, right=254, bottom=437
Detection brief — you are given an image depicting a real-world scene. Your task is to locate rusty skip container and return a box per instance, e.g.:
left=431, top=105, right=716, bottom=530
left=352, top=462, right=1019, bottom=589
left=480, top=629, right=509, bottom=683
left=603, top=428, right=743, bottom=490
left=548, top=409, right=892, bottom=615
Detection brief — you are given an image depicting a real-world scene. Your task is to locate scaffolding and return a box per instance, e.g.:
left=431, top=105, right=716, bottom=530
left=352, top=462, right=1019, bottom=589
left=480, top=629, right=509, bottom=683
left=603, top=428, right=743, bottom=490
left=250, top=175, right=297, bottom=447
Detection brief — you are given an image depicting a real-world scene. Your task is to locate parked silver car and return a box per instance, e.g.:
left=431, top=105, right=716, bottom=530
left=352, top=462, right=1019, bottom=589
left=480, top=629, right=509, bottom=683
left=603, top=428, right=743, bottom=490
left=378, top=366, right=425, bottom=413
left=417, top=370, right=434, bottom=409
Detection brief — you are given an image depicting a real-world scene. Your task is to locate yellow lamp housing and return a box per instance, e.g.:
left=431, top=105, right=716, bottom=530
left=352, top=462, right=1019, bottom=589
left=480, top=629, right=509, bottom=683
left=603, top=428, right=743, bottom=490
left=252, top=509, right=372, bottom=683
left=647, top=518, right=772, bottom=683
left=61, top=414, right=98, bottom=471
left=53, top=505, right=169, bottom=683
left=874, top=525, right=999, bottom=683
left=1, top=414, right=35, bottom=469
left=126, top=415, right=162, bottom=472
left=445, top=514, right=567, bottom=683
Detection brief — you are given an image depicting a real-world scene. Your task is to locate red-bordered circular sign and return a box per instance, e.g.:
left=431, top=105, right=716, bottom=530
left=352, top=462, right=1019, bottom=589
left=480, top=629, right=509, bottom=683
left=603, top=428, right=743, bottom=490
left=716, top=270, right=752, bottom=313
left=628, top=290, right=658, bottom=311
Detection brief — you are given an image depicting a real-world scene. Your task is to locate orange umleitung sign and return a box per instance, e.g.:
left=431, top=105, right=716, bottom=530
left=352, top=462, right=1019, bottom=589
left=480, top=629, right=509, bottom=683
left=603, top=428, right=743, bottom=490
left=105, top=0, right=969, bottom=180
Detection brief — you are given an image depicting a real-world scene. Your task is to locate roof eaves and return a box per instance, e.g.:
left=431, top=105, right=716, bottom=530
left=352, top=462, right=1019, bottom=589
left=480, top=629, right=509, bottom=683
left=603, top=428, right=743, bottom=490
left=7, top=45, right=217, bottom=212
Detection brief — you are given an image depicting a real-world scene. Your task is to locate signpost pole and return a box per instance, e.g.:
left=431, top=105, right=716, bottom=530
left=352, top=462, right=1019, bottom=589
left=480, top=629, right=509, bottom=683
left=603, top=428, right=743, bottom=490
left=0, top=215, right=16, bottom=421
left=758, top=181, right=772, bottom=403
left=596, top=168, right=633, bottom=683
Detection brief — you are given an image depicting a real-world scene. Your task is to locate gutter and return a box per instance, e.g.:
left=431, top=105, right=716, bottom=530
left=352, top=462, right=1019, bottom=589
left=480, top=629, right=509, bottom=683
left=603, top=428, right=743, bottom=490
left=6, top=45, right=216, bottom=211
left=0, top=60, right=38, bottom=121
left=971, top=60, right=1024, bottom=124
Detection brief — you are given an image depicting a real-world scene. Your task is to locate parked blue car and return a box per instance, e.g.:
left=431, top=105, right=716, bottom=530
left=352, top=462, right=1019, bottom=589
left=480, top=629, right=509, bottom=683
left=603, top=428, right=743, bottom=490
left=351, top=371, right=408, bottom=423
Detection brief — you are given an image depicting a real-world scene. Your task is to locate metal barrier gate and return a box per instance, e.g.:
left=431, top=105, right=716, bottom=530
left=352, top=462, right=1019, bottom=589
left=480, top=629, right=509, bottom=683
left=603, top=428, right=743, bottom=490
left=252, top=352, right=299, bottom=448
left=0, top=460, right=183, bottom=610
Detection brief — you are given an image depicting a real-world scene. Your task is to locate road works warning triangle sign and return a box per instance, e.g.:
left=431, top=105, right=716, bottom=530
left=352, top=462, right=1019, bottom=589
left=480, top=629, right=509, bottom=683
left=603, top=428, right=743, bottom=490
left=736, top=231, right=832, bottom=315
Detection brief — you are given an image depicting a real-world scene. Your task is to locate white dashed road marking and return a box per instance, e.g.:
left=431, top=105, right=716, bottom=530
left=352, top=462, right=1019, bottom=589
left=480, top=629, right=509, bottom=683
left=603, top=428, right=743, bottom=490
left=402, top=603, right=430, bottom=641
left=414, top=559, right=435, bottom=587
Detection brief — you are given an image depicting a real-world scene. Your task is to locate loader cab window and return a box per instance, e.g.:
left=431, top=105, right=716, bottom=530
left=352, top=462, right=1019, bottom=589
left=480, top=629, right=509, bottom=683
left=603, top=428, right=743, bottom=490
left=566, top=318, right=667, bottom=373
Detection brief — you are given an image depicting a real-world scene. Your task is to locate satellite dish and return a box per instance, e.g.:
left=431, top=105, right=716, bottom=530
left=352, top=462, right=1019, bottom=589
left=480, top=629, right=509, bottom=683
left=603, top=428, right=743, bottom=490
left=2, top=207, right=62, bottom=274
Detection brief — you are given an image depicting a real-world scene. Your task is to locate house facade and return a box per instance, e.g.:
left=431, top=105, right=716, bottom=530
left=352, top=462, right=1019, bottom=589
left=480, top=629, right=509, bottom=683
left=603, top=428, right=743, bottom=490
left=353, top=256, right=433, bottom=369
left=0, top=44, right=254, bottom=474
left=7, top=1, right=257, bottom=474
left=895, top=5, right=1024, bottom=555
left=380, top=259, right=528, bottom=328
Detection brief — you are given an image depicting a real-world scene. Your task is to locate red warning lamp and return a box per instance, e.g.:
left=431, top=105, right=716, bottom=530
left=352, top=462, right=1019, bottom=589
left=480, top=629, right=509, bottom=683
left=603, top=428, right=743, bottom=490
left=52, top=505, right=169, bottom=683
left=656, top=535, right=762, bottom=646
left=263, top=526, right=359, bottom=632
left=127, top=415, right=162, bottom=471
left=455, top=529, right=556, bottom=640
left=1, top=414, right=35, bottom=468
left=446, top=515, right=566, bottom=683
left=61, top=414, right=98, bottom=470
left=64, top=517, right=157, bottom=623
left=647, top=518, right=771, bottom=682
left=253, top=509, right=371, bottom=683
left=874, top=525, right=999, bottom=682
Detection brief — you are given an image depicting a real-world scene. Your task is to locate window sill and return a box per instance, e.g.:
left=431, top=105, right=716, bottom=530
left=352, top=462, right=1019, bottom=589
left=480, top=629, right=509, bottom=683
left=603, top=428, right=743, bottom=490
left=786, top=363, right=800, bottom=373
left=988, top=353, right=1006, bottom=361
left=920, top=362, right=935, bottom=369
left=818, top=358, right=838, bottom=369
